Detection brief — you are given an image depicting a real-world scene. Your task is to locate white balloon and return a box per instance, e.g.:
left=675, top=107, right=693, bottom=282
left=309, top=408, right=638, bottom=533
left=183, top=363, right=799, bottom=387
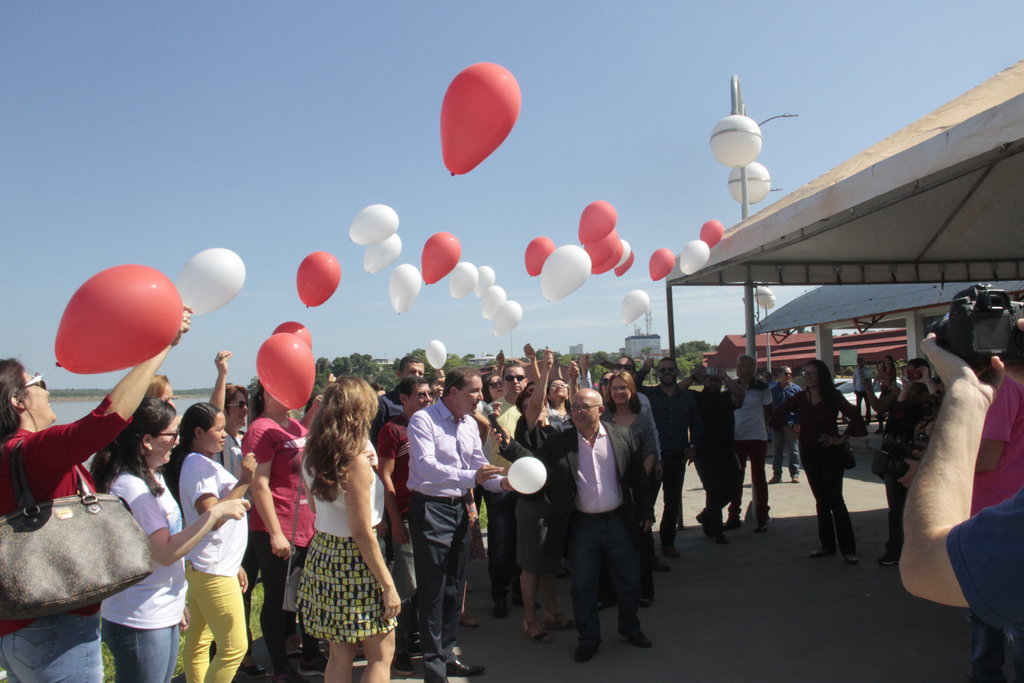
left=481, top=285, right=507, bottom=320
left=363, top=234, right=402, bottom=274
left=426, top=340, right=447, bottom=369
left=678, top=240, right=711, bottom=275
left=388, top=264, right=422, bottom=314
left=475, top=266, right=496, bottom=297
left=621, top=290, right=650, bottom=325
left=540, top=245, right=592, bottom=301
left=449, top=262, right=479, bottom=299
left=508, top=456, right=547, bottom=494
left=176, top=247, right=246, bottom=315
left=492, top=300, right=523, bottom=336
left=349, top=204, right=399, bottom=246
left=616, top=239, right=632, bottom=268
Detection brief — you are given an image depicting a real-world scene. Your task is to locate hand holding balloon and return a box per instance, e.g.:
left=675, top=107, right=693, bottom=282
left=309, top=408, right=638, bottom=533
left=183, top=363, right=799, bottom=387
left=507, top=457, right=547, bottom=495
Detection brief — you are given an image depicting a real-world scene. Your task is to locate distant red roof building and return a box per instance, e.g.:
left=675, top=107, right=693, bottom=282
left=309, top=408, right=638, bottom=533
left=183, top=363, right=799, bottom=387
left=704, top=329, right=907, bottom=371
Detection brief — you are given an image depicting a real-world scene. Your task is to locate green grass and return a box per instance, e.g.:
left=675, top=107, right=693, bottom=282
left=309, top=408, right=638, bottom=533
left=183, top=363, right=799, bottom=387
left=100, top=583, right=266, bottom=682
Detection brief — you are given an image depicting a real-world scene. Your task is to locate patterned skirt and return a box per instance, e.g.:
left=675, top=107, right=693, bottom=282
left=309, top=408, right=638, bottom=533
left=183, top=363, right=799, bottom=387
left=296, top=531, right=397, bottom=643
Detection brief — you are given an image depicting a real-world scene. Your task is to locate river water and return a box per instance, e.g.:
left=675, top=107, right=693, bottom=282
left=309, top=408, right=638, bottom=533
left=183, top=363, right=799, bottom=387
left=51, top=398, right=205, bottom=425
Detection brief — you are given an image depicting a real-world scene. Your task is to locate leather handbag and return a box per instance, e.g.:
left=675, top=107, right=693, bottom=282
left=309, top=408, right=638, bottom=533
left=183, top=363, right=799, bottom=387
left=0, top=442, right=153, bottom=620
left=282, top=484, right=303, bottom=613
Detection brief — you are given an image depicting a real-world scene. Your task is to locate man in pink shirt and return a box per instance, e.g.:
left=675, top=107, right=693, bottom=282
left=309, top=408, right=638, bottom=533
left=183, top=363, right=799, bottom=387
left=967, top=376, right=1024, bottom=682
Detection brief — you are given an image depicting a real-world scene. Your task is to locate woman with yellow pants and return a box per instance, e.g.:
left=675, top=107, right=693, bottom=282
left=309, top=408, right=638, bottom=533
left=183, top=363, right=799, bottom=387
left=165, top=402, right=256, bottom=683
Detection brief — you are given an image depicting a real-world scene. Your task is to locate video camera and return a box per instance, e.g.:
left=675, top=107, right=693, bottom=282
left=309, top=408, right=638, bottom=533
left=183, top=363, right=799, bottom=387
left=930, top=284, right=1024, bottom=365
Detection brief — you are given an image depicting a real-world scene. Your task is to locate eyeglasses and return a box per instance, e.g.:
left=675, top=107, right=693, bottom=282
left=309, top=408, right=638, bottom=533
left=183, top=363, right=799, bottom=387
left=415, top=391, right=431, bottom=399
left=572, top=403, right=600, bottom=413
left=158, top=432, right=179, bottom=440
left=488, top=380, right=502, bottom=387
left=504, top=375, right=526, bottom=383
left=24, top=374, right=47, bottom=391
left=599, top=378, right=611, bottom=385
left=550, top=382, right=568, bottom=389
left=227, top=400, right=248, bottom=409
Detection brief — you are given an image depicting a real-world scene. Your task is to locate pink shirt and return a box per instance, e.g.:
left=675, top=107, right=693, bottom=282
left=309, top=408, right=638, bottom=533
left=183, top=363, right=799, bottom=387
left=575, top=423, right=622, bottom=514
left=972, top=377, right=1024, bottom=515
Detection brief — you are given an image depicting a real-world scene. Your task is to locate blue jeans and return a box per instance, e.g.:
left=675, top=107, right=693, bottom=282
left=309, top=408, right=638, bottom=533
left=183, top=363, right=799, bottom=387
left=0, top=613, right=103, bottom=683
left=970, top=611, right=1024, bottom=683
left=102, top=619, right=180, bottom=683
left=568, top=510, right=642, bottom=649
left=771, top=428, right=801, bottom=477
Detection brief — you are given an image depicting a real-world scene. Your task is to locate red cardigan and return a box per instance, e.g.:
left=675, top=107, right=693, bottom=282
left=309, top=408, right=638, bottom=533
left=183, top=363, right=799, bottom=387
left=0, top=397, right=129, bottom=636
left=769, top=389, right=867, bottom=451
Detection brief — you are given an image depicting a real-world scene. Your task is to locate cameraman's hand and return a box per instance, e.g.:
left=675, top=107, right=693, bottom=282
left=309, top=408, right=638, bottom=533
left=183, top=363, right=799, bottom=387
left=921, top=333, right=1002, bottom=403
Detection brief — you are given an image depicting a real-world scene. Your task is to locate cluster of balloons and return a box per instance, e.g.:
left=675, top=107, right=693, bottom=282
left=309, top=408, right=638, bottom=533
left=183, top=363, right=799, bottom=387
left=648, top=219, right=726, bottom=283
left=56, top=249, right=251, bottom=374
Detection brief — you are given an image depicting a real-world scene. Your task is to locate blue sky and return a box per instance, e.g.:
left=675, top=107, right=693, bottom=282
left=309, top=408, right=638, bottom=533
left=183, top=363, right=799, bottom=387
left=2, top=2, right=1021, bottom=389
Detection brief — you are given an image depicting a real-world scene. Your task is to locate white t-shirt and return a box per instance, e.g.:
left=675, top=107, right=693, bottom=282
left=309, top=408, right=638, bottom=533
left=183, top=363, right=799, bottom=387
left=102, top=473, right=186, bottom=629
left=302, top=441, right=385, bottom=538
left=734, top=380, right=774, bottom=441
left=179, top=452, right=248, bottom=576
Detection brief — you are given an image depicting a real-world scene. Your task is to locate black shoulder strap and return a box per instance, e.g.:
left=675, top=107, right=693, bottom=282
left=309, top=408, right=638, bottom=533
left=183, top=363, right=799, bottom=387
left=8, top=441, right=36, bottom=509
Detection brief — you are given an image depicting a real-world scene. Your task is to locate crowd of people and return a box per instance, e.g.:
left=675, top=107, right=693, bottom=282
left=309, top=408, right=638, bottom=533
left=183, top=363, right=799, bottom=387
left=2, top=317, right=1023, bottom=682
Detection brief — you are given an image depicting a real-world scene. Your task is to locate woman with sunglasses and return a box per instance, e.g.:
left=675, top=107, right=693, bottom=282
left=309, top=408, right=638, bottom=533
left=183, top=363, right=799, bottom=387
left=770, top=360, right=867, bottom=564
left=91, top=400, right=249, bottom=683
left=0, top=313, right=192, bottom=683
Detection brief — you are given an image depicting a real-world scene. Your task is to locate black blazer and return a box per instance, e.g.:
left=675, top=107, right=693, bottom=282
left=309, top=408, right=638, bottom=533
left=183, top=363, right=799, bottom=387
left=505, top=422, right=654, bottom=554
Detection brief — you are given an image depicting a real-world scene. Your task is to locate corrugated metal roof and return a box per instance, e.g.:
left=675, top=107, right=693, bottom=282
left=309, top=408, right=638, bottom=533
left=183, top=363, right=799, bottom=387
left=755, top=281, right=1024, bottom=333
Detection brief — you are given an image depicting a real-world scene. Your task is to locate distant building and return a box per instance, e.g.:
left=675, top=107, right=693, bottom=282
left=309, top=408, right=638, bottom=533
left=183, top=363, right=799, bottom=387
left=569, top=344, right=584, bottom=355
left=466, top=354, right=497, bottom=366
left=703, top=329, right=907, bottom=371
left=624, top=334, right=661, bottom=359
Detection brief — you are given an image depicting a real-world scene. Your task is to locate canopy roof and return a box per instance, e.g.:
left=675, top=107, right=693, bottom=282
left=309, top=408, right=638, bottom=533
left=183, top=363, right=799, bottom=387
left=754, top=281, right=1024, bottom=334
left=669, top=61, right=1024, bottom=288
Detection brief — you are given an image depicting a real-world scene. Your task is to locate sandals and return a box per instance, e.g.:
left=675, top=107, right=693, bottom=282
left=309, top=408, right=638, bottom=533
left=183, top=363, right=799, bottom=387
left=543, top=612, right=575, bottom=630
left=522, top=620, right=552, bottom=644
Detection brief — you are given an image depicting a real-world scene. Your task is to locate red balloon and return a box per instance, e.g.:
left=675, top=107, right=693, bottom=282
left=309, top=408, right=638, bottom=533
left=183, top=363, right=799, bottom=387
left=583, top=229, right=619, bottom=272
left=614, top=250, right=635, bottom=277
left=649, top=248, right=675, bottom=281
left=256, top=333, right=315, bottom=410
left=273, top=321, right=313, bottom=349
left=592, top=239, right=624, bottom=275
left=700, top=220, right=726, bottom=248
left=524, top=237, right=555, bottom=277
left=296, top=251, right=341, bottom=307
left=578, top=201, right=618, bottom=244
left=440, top=63, right=522, bottom=175
left=55, top=265, right=183, bottom=374
left=421, top=232, right=462, bottom=285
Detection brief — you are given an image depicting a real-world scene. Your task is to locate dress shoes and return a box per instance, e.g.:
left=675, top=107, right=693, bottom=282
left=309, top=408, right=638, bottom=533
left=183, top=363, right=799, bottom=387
left=620, top=630, right=653, bottom=648
left=446, top=659, right=486, bottom=677
left=652, top=558, right=672, bottom=572
left=491, top=598, right=508, bottom=619
left=662, top=546, right=680, bottom=558
left=574, top=644, right=599, bottom=663
left=723, top=518, right=742, bottom=531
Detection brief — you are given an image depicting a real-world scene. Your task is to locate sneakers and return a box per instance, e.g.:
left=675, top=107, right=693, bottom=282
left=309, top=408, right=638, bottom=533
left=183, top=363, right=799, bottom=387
left=877, top=554, right=899, bottom=567
left=791, top=474, right=801, bottom=483
left=297, top=654, right=328, bottom=676
left=392, top=651, right=415, bottom=677
left=723, top=518, right=742, bottom=531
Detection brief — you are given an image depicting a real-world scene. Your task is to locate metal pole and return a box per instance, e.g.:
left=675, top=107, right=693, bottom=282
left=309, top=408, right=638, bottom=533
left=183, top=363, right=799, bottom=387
left=744, top=282, right=757, bottom=359
left=665, top=280, right=676, bottom=360
left=764, top=308, right=772, bottom=373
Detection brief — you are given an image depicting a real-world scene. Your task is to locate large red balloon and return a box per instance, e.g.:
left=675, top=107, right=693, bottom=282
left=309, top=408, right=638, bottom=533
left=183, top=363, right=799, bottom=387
left=592, top=239, right=625, bottom=275
left=583, top=229, right=620, bottom=272
left=273, top=321, right=313, bottom=349
left=578, top=201, right=618, bottom=244
left=649, top=248, right=675, bottom=281
left=700, top=220, right=726, bottom=248
left=614, top=250, right=635, bottom=277
left=440, top=63, right=522, bottom=175
left=524, top=237, right=555, bottom=277
left=421, top=232, right=462, bottom=285
left=296, top=252, right=341, bottom=307
left=256, top=333, right=315, bottom=410
left=55, top=265, right=183, bottom=374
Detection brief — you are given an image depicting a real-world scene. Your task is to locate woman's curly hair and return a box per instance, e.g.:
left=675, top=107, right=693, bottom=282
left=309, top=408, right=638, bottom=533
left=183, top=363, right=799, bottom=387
left=304, top=376, right=378, bottom=502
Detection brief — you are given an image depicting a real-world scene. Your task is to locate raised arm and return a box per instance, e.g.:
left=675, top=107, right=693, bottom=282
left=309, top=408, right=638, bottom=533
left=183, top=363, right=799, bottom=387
left=210, top=351, right=232, bottom=411
left=106, top=308, right=191, bottom=420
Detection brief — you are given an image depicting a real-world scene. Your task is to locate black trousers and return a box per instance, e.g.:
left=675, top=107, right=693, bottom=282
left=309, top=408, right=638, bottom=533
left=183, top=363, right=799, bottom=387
left=409, top=493, right=469, bottom=682
left=882, top=471, right=908, bottom=558
left=694, top=452, right=742, bottom=536
left=250, top=531, right=318, bottom=674
left=658, top=451, right=686, bottom=548
left=802, top=445, right=856, bottom=555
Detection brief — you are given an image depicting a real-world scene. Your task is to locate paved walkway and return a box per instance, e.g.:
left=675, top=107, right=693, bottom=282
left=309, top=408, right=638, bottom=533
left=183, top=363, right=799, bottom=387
left=249, top=434, right=984, bottom=682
